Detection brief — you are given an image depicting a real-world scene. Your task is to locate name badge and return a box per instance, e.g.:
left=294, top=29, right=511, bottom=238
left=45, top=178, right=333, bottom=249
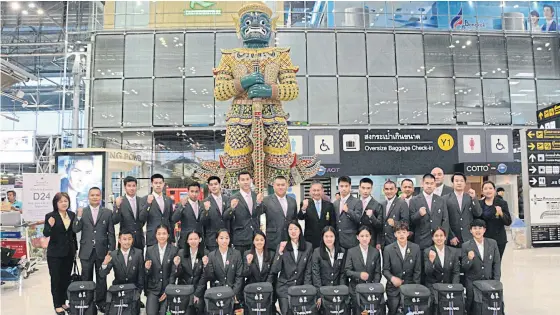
left=410, top=259, right=413, bottom=264
left=438, top=209, right=441, bottom=214
left=337, top=253, right=344, bottom=260
left=103, top=220, right=106, bottom=224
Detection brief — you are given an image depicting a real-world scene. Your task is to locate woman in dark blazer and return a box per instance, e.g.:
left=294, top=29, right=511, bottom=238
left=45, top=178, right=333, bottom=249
left=424, top=227, right=460, bottom=290
left=243, top=231, right=274, bottom=284
left=270, top=220, right=313, bottom=315
left=312, top=226, right=347, bottom=312
left=344, top=226, right=382, bottom=313
left=173, top=230, right=208, bottom=315
left=479, top=181, right=512, bottom=258
left=145, top=224, right=179, bottom=315
left=202, top=229, right=244, bottom=304
left=44, top=192, right=77, bottom=315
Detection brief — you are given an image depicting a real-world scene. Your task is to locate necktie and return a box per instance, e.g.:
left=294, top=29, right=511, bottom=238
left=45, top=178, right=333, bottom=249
left=246, top=194, right=253, bottom=214
left=92, top=208, right=98, bottom=225
left=130, top=197, right=137, bottom=219
left=316, top=200, right=321, bottom=218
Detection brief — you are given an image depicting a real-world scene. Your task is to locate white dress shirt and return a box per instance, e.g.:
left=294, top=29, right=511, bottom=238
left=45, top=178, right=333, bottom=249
left=361, top=196, right=372, bottom=212
left=292, top=242, right=299, bottom=261
left=340, top=195, right=350, bottom=213
left=90, top=205, right=100, bottom=224
left=435, top=246, right=445, bottom=267
left=386, top=196, right=396, bottom=216
left=326, top=247, right=335, bottom=266
left=190, top=249, right=198, bottom=268
left=360, top=245, right=368, bottom=264
left=122, top=248, right=131, bottom=266
left=127, top=195, right=137, bottom=218
left=153, top=191, right=165, bottom=211
left=158, top=244, right=167, bottom=264
left=434, top=185, right=444, bottom=196
left=398, top=243, right=407, bottom=260
left=256, top=250, right=264, bottom=271
left=476, top=239, right=484, bottom=261
left=212, top=194, right=223, bottom=213
left=220, top=250, right=228, bottom=268
left=423, top=191, right=434, bottom=211
left=276, top=194, right=288, bottom=217
left=188, top=199, right=199, bottom=219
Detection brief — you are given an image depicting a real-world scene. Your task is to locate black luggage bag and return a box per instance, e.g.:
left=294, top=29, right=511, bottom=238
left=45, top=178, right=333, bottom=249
left=205, top=286, right=236, bottom=315
left=400, top=284, right=431, bottom=315
left=432, top=283, right=464, bottom=315
left=319, top=285, right=349, bottom=315
left=67, top=281, right=97, bottom=315
left=355, top=283, right=385, bottom=315
left=165, top=284, right=195, bottom=315
left=244, top=282, right=274, bottom=315
left=288, top=285, right=318, bottom=315
left=472, top=280, right=503, bottom=315
left=106, top=283, right=140, bottom=315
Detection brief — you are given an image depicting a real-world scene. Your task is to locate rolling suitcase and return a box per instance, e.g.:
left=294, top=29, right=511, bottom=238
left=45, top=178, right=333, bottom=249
left=106, top=283, right=140, bottom=315
left=355, top=283, right=385, bottom=315
left=432, top=284, right=464, bottom=315
left=400, top=284, right=431, bottom=315
left=288, top=285, right=317, bottom=315
left=319, top=285, right=349, bottom=315
left=244, top=282, right=274, bottom=315
left=165, top=284, right=195, bottom=314
left=67, top=281, right=97, bottom=315
left=472, top=280, right=503, bottom=315
left=205, top=286, right=236, bottom=315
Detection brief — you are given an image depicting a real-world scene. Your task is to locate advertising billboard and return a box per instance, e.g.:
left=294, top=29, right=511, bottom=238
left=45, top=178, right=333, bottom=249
left=0, top=131, right=35, bottom=164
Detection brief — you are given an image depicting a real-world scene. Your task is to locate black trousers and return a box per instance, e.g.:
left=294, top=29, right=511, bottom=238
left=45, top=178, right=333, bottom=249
left=81, top=250, right=107, bottom=306
left=146, top=292, right=167, bottom=315
left=47, top=255, right=73, bottom=308
left=386, top=294, right=400, bottom=315
left=497, top=242, right=506, bottom=259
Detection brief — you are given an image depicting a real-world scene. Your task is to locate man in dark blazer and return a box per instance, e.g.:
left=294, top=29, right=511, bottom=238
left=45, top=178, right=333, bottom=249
left=409, top=174, right=449, bottom=251
left=333, top=176, right=363, bottom=250
left=73, top=187, right=115, bottom=312
left=357, top=178, right=384, bottom=248
left=257, top=176, right=298, bottom=252
left=431, top=167, right=454, bottom=197
left=139, top=174, right=175, bottom=247
left=382, top=222, right=422, bottom=315
left=201, top=176, right=230, bottom=252
left=223, top=171, right=261, bottom=255
left=298, top=181, right=336, bottom=248
left=173, top=182, right=204, bottom=249
left=379, top=180, right=409, bottom=248
left=445, top=172, right=482, bottom=248
left=113, top=176, right=145, bottom=252
left=99, top=230, right=145, bottom=296
left=462, top=219, right=501, bottom=313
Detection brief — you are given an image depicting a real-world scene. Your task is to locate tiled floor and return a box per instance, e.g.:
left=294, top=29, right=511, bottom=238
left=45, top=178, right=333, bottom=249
left=2, top=244, right=559, bottom=314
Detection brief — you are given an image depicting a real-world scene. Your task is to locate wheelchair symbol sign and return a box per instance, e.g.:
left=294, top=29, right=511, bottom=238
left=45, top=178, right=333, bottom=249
left=491, top=135, right=508, bottom=153
left=314, top=135, right=334, bottom=155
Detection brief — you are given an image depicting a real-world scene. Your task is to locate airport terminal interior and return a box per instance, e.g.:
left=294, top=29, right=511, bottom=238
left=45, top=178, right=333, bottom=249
left=2, top=1, right=560, bottom=314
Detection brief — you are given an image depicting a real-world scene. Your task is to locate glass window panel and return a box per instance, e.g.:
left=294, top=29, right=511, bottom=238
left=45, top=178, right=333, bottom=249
left=366, top=33, right=396, bottom=76
left=276, top=32, right=307, bottom=74
left=395, top=34, right=424, bottom=76
left=186, top=33, right=214, bottom=77
left=507, top=37, right=534, bottom=78
left=307, top=33, right=336, bottom=75
left=214, top=100, right=228, bottom=127
left=332, top=2, right=368, bottom=28
left=215, top=33, right=238, bottom=67
left=509, top=79, right=537, bottom=125
left=153, top=78, right=183, bottom=126
left=364, top=2, right=392, bottom=29
left=92, top=79, right=123, bottom=127
left=155, top=33, right=185, bottom=77
left=424, top=34, right=453, bottom=77
left=283, top=77, right=308, bottom=123
left=121, top=131, right=153, bottom=176
left=455, top=78, right=483, bottom=123
left=338, top=77, right=368, bottom=125
left=452, top=35, right=480, bottom=77
left=184, top=78, right=214, bottom=126
left=308, top=77, right=338, bottom=124
left=94, top=35, right=124, bottom=78
left=483, top=79, right=511, bottom=125
left=368, top=78, right=398, bottom=125
left=479, top=36, right=508, bottom=78
left=427, top=78, right=456, bottom=124
left=337, top=33, right=366, bottom=75
left=123, top=79, right=153, bottom=127
left=537, top=79, right=560, bottom=109
left=398, top=78, right=427, bottom=124
left=533, top=37, right=560, bottom=79
left=124, top=33, right=154, bottom=78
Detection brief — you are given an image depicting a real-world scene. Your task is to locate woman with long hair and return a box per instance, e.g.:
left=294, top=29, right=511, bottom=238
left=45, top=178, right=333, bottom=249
left=311, top=226, right=347, bottom=311
left=243, top=231, right=274, bottom=284
left=270, top=220, right=313, bottom=315
left=44, top=192, right=77, bottom=315
left=479, top=181, right=512, bottom=258
left=173, top=230, right=208, bottom=315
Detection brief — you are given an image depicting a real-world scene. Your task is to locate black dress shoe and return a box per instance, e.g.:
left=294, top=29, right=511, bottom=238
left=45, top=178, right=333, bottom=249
left=55, top=311, right=65, bottom=315
left=140, top=301, right=145, bottom=308
left=97, top=304, right=106, bottom=313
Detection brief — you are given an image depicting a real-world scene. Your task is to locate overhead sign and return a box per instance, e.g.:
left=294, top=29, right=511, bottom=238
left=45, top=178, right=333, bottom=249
left=462, top=135, right=482, bottom=154
left=289, top=135, right=303, bottom=155
left=184, top=1, right=222, bottom=16
left=0, top=131, right=35, bottom=164
left=526, top=129, right=560, bottom=188
left=314, top=135, right=334, bottom=155
left=22, top=173, right=61, bottom=222
left=529, top=188, right=560, bottom=225
left=456, top=162, right=521, bottom=176
left=537, top=103, right=560, bottom=129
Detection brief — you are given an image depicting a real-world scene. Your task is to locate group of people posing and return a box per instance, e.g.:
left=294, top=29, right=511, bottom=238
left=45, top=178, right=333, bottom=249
left=43, top=168, right=512, bottom=315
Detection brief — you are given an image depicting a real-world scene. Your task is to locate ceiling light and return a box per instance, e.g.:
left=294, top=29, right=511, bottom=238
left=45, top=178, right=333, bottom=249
left=37, top=9, right=44, bottom=14
left=466, top=40, right=472, bottom=45
left=28, top=3, right=35, bottom=8
left=21, top=10, right=28, bottom=15
left=11, top=2, right=21, bottom=10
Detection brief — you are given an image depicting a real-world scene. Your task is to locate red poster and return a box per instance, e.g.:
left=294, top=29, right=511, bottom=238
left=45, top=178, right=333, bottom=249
left=1, top=240, right=27, bottom=258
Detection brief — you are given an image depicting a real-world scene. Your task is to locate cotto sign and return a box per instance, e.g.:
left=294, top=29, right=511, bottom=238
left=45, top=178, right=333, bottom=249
left=466, top=165, right=490, bottom=172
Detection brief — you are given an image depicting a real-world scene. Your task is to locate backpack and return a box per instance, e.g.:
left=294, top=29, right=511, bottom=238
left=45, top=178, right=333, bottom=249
left=244, top=282, right=274, bottom=315
left=205, top=286, right=236, bottom=315
left=288, top=285, right=317, bottom=315
left=432, top=283, right=464, bottom=315
left=106, top=284, right=140, bottom=315
left=319, top=285, right=350, bottom=315
left=165, top=284, right=195, bottom=315
left=472, top=280, right=503, bottom=315
left=399, top=284, right=431, bottom=315
left=67, top=281, right=97, bottom=315
left=355, top=283, right=385, bottom=315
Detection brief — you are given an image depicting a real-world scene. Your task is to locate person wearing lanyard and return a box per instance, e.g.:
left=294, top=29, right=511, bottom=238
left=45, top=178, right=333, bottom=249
left=173, top=230, right=208, bottom=315
left=311, top=226, right=347, bottom=313
left=479, top=181, right=512, bottom=259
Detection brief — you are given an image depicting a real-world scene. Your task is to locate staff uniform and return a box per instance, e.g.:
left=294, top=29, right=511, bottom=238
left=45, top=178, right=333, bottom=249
left=145, top=244, right=179, bottom=315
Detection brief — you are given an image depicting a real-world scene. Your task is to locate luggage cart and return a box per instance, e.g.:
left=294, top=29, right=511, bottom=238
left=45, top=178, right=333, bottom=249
left=0, top=211, right=41, bottom=281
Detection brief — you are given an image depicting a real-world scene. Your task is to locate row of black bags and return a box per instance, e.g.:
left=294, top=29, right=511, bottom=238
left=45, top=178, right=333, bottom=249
left=66, top=280, right=503, bottom=315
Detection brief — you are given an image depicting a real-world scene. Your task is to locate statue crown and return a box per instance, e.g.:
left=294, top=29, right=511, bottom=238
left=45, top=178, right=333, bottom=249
left=237, top=2, right=272, bottom=18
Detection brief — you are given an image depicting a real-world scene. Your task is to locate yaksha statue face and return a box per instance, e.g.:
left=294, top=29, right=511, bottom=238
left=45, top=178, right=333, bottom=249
left=234, top=2, right=277, bottom=46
